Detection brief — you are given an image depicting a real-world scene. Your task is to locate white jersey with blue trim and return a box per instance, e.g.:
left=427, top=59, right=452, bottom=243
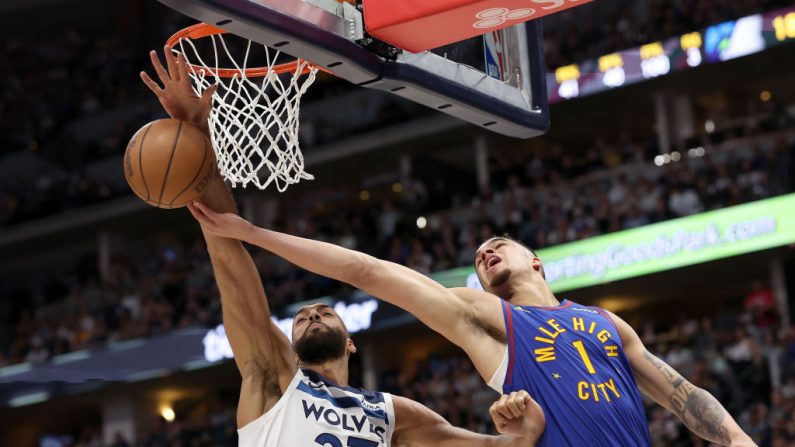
left=238, top=368, right=395, bottom=447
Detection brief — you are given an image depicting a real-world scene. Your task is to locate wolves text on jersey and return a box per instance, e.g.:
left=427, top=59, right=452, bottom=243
left=302, top=400, right=387, bottom=444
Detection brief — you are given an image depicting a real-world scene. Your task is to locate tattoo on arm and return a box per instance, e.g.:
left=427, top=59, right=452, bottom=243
left=643, top=351, right=730, bottom=445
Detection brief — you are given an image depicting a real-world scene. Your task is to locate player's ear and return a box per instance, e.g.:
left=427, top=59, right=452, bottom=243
left=347, top=338, right=358, bottom=355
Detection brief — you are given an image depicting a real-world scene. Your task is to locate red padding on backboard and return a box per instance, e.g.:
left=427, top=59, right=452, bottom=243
left=363, top=0, right=593, bottom=53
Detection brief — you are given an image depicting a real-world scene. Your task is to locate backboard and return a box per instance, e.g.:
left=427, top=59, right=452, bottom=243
left=157, top=0, right=550, bottom=139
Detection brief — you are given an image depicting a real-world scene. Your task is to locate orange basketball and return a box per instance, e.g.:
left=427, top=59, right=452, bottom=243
left=124, top=119, right=216, bottom=208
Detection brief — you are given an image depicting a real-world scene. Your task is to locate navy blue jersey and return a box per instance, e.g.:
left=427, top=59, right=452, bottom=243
left=498, top=299, right=652, bottom=446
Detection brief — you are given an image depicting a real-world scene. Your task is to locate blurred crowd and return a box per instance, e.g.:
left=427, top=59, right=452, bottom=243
left=637, top=281, right=795, bottom=446
left=545, top=0, right=794, bottom=67
left=379, top=356, right=498, bottom=436
left=0, top=3, right=181, bottom=226
left=63, top=395, right=238, bottom=447
left=0, top=236, right=220, bottom=366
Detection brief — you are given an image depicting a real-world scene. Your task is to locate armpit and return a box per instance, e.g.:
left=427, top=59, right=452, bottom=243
left=453, top=288, right=507, bottom=344
left=464, top=309, right=507, bottom=344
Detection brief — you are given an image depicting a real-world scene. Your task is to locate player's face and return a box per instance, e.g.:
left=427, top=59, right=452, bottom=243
left=473, top=238, right=537, bottom=294
left=292, top=304, right=352, bottom=363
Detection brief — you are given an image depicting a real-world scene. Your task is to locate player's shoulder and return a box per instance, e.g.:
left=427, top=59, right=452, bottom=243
left=589, top=307, right=640, bottom=343
left=449, top=287, right=507, bottom=329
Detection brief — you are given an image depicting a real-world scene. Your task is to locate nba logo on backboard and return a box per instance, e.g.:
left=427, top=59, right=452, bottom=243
left=484, top=29, right=507, bottom=80
left=474, top=8, right=535, bottom=29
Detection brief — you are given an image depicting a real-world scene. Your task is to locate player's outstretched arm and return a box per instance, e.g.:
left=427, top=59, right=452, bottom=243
left=142, top=47, right=298, bottom=427
left=607, top=311, right=756, bottom=447
left=187, top=202, right=507, bottom=379
left=391, top=392, right=544, bottom=447
left=189, top=180, right=298, bottom=428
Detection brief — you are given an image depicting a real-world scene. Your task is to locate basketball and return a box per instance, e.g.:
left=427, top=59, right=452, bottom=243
left=124, top=118, right=216, bottom=208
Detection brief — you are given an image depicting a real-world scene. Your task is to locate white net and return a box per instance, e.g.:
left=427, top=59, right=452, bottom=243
left=173, top=34, right=318, bottom=191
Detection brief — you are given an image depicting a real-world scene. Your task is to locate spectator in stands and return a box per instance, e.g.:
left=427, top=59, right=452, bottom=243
left=109, top=432, right=131, bottom=447
left=745, top=280, right=779, bottom=329
left=668, top=182, right=705, bottom=216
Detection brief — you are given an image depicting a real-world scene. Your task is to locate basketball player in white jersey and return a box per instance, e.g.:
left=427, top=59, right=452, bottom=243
left=141, top=47, right=545, bottom=446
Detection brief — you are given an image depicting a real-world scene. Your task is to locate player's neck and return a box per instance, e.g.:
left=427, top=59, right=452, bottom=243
left=506, top=280, right=559, bottom=308
left=299, top=357, right=350, bottom=386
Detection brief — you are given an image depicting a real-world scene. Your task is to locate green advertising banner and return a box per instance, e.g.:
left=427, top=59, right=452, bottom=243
left=431, top=193, right=795, bottom=293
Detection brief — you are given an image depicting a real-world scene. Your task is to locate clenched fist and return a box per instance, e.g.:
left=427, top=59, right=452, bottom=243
left=489, top=390, right=546, bottom=440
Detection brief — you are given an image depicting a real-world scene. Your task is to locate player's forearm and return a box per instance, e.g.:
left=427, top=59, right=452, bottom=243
left=442, top=433, right=533, bottom=447
left=675, top=384, right=752, bottom=446
left=198, top=179, right=274, bottom=320
left=203, top=228, right=272, bottom=319
left=243, top=225, right=474, bottom=348
left=398, top=425, right=534, bottom=447
left=488, top=434, right=537, bottom=447
left=244, top=226, right=378, bottom=290
left=197, top=178, right=247, bottom=263
left=206, top=238, right=255, bottom=295
left=643, top=353, right=751, bottom=446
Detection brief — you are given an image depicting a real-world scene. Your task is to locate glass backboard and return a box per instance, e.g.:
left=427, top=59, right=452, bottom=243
left=157, top=0, right=550, bottom=138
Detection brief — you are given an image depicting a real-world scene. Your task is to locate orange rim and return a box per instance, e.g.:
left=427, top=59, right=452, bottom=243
left=166, top=23, right=333, bottom=77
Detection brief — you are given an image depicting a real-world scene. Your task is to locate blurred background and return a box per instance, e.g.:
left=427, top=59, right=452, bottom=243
left=1, top=0, right=795, bottom=446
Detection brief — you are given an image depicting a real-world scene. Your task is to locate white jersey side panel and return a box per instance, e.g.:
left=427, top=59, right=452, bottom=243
left=238, top=369, right=395, bottom=447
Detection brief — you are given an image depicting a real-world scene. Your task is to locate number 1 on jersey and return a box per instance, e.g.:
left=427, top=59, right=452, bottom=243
left=572, top=340, right=597, bottom=374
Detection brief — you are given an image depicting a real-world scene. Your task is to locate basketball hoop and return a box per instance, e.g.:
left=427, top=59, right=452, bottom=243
left=166, top=23, right=330, bottom=191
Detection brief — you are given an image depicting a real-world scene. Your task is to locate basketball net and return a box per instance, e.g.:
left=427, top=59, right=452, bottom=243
left=170, top=26, right=319, bottom=191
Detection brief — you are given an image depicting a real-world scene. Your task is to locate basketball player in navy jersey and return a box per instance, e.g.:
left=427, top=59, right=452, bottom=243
left=189, top=207, right=758, bottom=446
left=141, top=47, right=545, bottom=447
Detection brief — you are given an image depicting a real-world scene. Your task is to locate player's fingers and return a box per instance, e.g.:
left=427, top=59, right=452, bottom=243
left=139, top=72, right=163, bottom=94
left=495, top=404, right=515, bottom=421
left=176, top=52, right=191, bottom=79
left=513, top=391, right=528, bottom=411
left=205, top=84, right=219, bottom=97
left=149, top=50, right=170, bottom=83
left=194, top=201, right=211, bottom=215
left=188, top=202, right=207, bottom=220
left=164, top=46, right=180, bottom=82
left=492, top=395, right=515, bottom=421
left=191, top=202, right=214, bottom=223
left=489, top=403, right=506, bottom=425
left=488, top=395, right=506, bottom=416
left=202, top=84, right=219, bottom=107
left=187, top=203, right=204, bottom=222
left=504, top=394, right=524, bottom=418
left=193, top=201, right=219, bottom=224
left=492, top=414, right=507, bottom=427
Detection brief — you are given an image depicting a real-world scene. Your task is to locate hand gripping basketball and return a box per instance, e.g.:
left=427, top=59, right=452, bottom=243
left=489, top=390, right=545, bottom=439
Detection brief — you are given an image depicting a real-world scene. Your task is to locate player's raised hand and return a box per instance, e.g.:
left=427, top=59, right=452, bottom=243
left=140, top=46, right=218, bottom=131
left=188, top=200, right=255, bottom=242
left=489, top=390, right=545, bottom=440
